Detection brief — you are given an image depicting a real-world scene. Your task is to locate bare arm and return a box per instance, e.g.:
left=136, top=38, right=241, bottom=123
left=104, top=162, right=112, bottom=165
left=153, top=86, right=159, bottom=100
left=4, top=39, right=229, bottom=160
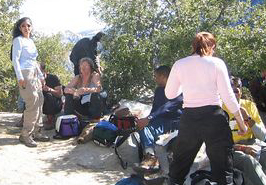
left=234, top=144, right=259, bottom=158
left=64, top=76, right=79, bottom=95
left=76, top=72, right=102, bottom=95
left=43, top=85, right=62, bottom=98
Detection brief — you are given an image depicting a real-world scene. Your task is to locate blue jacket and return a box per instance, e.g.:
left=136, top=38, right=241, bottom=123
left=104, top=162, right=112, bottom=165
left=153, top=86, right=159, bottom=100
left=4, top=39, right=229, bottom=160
left=149, top=86, right=183, bottom=121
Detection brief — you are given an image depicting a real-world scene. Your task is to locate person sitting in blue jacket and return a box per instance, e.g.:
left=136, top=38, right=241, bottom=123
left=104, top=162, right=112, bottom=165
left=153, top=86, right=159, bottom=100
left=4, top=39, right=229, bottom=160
left=134, top=65, right=183, bottom=173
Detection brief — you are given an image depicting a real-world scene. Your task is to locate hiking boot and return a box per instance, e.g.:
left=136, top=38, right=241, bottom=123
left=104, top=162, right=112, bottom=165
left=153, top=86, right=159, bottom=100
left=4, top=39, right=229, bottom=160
left=133, top=153, right=160, bottom=173
left=33, top=131, right=50, bottom=142
left=19, top=135, right=37, bottom=147
left=44, top=115, right=55, bottom=130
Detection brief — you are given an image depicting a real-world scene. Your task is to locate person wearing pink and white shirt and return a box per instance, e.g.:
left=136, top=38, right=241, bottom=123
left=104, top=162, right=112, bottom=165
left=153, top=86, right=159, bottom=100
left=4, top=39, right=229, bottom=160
left=165, top=32, right=247, bottom=185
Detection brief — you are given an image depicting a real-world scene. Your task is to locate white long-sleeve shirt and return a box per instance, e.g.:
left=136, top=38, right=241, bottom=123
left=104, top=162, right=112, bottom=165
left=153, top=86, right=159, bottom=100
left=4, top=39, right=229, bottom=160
left=12, top=36, right=43, bottom=81
left=165, top=54, right=240, bottom=114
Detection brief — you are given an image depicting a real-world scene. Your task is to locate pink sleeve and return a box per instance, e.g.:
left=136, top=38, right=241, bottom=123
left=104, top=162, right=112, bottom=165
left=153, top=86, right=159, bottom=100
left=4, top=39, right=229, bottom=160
left=216, top=61, right=239, bottom=113
left=165, top=62, right=182, bottom=99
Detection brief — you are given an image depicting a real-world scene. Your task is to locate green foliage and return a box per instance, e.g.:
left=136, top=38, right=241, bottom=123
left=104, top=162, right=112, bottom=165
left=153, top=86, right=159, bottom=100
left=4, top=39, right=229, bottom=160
left=0, top=0, right=24, bottom=111
left=93, top=0, right=266, bottom=104
left=0, top=0, right=73, bottom=111
left=241, top=86, right=253, bottom=101
left=101, top=33, right=154, bottom=105
left=34, top=33, right=73, bottom=86
left=217, top=3, right=266, bottom=79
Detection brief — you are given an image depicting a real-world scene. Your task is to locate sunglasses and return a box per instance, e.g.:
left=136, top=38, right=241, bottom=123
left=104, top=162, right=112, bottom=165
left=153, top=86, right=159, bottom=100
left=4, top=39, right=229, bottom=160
left=21, top=24, right=32, bottom=28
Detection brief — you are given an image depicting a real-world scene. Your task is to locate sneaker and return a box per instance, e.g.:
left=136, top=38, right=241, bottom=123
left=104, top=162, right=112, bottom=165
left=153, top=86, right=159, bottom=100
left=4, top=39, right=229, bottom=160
left=133, top=153, right=160, bottom=173
left=19, top=135, right=37, bottom=147
left=33, top=132, right=50, bottom=142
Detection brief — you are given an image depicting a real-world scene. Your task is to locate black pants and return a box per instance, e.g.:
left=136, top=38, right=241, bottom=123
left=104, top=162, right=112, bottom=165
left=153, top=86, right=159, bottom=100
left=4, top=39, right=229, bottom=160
left=64, top=93, right=103, bottom=119
left=169, top=105, right=234, bottom=185
left=43, top=92, right=62, bottom=115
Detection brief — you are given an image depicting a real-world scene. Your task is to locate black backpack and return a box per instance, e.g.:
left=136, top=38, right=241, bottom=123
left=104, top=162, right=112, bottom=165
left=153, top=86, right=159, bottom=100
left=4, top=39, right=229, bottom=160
left=190, top=169, right=244, bottom=185
left=115, top=174, right=167, bottom=185
left=92, top=116, right=143, bottom=169
left=109, top=114, right=143, bottom=169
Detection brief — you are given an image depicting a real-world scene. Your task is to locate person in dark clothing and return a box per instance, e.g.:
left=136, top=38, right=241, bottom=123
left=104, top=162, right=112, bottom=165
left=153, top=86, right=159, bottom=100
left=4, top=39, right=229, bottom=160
left=40, top=63, right=63, bottom=130
left=69, top=32, right=104, bottom=75
left=134, top=65, right=183, bottom=173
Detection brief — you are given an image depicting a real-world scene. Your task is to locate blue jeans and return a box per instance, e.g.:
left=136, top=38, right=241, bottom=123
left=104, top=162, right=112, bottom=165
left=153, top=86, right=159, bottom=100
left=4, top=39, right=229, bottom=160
left=138, top=117, right=180, bottom=149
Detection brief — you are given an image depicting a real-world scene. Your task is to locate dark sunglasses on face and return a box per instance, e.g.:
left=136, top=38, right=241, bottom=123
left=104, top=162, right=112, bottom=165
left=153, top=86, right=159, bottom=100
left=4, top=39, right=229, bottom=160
left=21, top=24, right=31, bottom=28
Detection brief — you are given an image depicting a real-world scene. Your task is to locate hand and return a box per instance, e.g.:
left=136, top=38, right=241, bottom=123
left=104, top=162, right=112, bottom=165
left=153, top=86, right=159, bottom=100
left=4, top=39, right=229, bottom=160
left=237, top=124, right=248, bottom=135
left=42, top=85, right=49, bottom=92
left=234, top=110, right=248, bottom=135
left=243, top=146, right=259, bottom=158
left=76, top=87, right=86, bottom=96
left=240, top=107, right=255, bottom=127
left=64, top=87, right=75, bottom=94
left=40, top=79, right=46, bottom=87
left=136, top=118, right=149, bottom=130
left=18, top=79, right=26, bottom=89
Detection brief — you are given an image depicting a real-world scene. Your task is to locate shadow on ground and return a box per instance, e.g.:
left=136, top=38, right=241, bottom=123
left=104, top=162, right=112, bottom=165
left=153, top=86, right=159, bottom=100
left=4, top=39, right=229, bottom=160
left=0, top=112, right=136, bottom=184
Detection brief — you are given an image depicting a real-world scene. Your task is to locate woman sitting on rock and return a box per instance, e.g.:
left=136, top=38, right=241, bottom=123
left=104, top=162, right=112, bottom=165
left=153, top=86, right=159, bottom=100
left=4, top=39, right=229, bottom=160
left=64, top=57, right=103, bottom=120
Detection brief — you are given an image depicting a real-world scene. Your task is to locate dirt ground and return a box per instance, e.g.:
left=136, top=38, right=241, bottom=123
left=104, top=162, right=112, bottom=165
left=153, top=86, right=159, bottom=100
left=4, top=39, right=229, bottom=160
left=1, top=110, right=265, bottom=185
left=0, top=112, right=136, bottom=185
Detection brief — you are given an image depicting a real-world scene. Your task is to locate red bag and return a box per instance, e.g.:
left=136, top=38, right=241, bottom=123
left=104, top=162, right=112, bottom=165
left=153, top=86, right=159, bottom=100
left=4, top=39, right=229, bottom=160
left=109, top=114, right=137, bottom=131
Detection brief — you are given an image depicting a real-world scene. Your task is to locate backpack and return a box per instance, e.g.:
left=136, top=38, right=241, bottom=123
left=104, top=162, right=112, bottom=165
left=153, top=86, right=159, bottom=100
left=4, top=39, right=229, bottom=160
left=115, top=174, right=167, bottom=185
left=54, top=115, right=80, bottom=139
left=109, top=114, right=137, bottom=132
left=109, top=114, right=143, bottom=169
left=115, top=174, right=145, bottom=185
left=190, top=168, right=244, bottom=185
left=92, top=115, right=142, bottom=169
left=92, top=120, right=118, bottom=147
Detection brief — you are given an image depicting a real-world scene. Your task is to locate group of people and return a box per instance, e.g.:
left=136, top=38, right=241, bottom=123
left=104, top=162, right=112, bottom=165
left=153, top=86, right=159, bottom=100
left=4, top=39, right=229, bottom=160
left=133, top=32, right=266, bottom=185
left=11, top=17, right=266, bottom=185
left=11, top=17, right=104, bottom=147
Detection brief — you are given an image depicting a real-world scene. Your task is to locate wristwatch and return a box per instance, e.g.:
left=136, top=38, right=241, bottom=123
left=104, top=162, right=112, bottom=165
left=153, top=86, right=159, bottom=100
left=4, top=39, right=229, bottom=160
left=147, top=115, right=153, bottom=120
left=245, top=116, right=255, bottom=127
left=244, top=116, right=252, bottom=122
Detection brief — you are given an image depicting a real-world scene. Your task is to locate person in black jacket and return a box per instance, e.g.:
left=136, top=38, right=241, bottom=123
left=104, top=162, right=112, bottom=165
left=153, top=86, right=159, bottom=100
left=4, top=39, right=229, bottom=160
left=134, top=65, right=183, bottom=173
left=69, top=32, right=104, bottom=75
